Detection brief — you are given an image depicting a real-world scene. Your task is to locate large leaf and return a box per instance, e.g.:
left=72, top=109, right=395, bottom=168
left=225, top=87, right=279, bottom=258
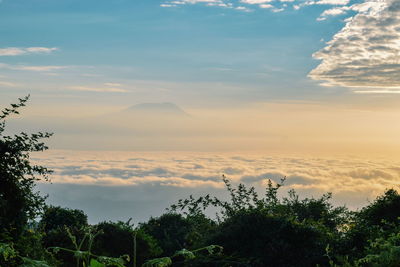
left=173, top=249, right=195, bottom=260
left=90, top=258, right=106, bottom=267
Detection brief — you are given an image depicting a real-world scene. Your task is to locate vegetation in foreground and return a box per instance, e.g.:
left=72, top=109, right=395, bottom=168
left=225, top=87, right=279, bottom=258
left=2, top=97, right=400, bottom=267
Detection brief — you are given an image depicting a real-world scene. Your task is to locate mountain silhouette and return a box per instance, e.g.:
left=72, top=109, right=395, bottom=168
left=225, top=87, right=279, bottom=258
left=124, top=103, right=189, bottom=117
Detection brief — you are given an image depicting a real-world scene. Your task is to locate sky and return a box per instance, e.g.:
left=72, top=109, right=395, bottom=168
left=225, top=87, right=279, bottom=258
left=2, top=0, right=400, bottom=152
left=2, top=0, right=400, bottom=222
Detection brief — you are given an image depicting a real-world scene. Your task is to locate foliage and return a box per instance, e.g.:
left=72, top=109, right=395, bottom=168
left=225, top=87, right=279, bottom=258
left=358, top=189, right=400, bottom=227
left=169, top=175, right=351, bottom=266
left=0, top=242, right=18, bottom=264
left=356, top=231, right=400, bottom=267
left=141, top=245, right=223, bottom=267
left=49, top=225, right=129, bottom=267
left=139, top=213, right=215, bottom=256
left=92, top=220, right=162, bottom=267
left=40, top=206, right=89, bottom=267
left=210, top=209, right=327, bottom=266
left=41, top=206, right=88, bottom=233
left=0, top=95, right=52, bottom=240
left=142, top=257, right=172, bottom=267
left=0, top=241, right=53, bottom=267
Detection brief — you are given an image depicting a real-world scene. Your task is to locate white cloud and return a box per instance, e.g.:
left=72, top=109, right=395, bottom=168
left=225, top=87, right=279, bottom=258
left=0, top=47, right=58, bottom=56
left=306, top=0, right=350, bottom=5
left=235, top=5, right=252, bottom=11
left=241, top=0, right=273, bottom=4
left=259, top=3, right=273, bottom=8
left=309, top=0, right=400, bottom=89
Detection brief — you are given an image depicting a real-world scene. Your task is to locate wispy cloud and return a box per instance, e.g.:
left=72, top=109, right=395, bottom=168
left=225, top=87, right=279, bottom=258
left=69, top=85, right=128, bottom=93
left=309, top=0, right=400, bottom=90
left=0, top=47, right=58, bottom=56
left=104, top=82, right=123, bottom=87
left=0, top=81, right=19, bottom=87
left=0, top=62, right=68, bottom=72
left=354, top=89, right=400, bottom=94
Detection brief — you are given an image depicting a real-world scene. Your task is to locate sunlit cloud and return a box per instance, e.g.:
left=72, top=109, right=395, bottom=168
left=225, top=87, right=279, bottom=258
left=354, top=89, right=400, bottom=94
left=33, top=150, right=400, bottom=210
left=309, top=0, right=400, bottom=90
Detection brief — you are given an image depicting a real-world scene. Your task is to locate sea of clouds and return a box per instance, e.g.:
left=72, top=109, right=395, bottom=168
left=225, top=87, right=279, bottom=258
left=33, top=150, right=400, bottom=223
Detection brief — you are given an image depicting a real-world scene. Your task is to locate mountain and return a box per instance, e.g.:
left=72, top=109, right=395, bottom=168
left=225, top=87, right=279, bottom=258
left=124, top=103, right=189, bottom=117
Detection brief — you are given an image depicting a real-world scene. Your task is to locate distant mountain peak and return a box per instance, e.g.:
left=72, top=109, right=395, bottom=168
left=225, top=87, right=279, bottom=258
left=126, top=102, right=188, bottom=116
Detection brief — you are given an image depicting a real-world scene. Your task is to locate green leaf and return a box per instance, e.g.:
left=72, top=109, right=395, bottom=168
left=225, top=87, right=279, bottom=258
left=173, top=249, right=195, bottom=260
left=90, top=258, right=106, bottom=267
left=0, top=243, right=18, bottom=261
left=97, top=255, right=128, bottom=267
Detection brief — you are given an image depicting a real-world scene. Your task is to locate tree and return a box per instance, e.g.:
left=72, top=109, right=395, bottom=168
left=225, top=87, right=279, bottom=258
left=0, top=95, right=52, bottom=240
left=140, top=213, right=215, bottom=257
left=93, top=220, right=162, bottom=267
left=170, top=176, right=349, bottom=266
left=40, top=206, right=88, bottom=233
left=40, top=206, right=88, bottom=266
left=210, top=209, right=327, bottom=267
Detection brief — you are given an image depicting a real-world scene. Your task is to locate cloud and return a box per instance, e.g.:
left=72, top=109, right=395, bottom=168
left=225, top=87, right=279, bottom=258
left=0, top=47, right=58, bottom=56
left=306, top=0, right=350, bottom=5
left=0, top=63, right=68, bottom=72
left=241, top=0, right=273, bottom=4
left=32, top=150, right=400, bottom=216
left=0, top=81, right=19, bottom=87
left=104, top=82, right=123, bottom=87
left=309, top=0, right=400, bottom=89
left=161, top=0, right=355, bottom=13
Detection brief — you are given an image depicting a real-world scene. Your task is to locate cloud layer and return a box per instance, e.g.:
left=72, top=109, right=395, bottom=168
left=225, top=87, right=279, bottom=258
left=310, top=0, right=400, bottom=90
left=33, top=150, right=400, bottom=222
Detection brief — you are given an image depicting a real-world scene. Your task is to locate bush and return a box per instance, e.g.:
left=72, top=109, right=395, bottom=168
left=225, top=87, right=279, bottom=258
left=210, top=209, right=327, bottom=267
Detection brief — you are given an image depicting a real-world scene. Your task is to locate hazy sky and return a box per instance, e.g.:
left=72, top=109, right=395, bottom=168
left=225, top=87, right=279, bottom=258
left=2, top=0, right=400, bottom=153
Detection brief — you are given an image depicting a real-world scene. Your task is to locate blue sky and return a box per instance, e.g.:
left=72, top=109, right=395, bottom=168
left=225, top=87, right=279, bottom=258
left=0, top=0, right=367, bottom=106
